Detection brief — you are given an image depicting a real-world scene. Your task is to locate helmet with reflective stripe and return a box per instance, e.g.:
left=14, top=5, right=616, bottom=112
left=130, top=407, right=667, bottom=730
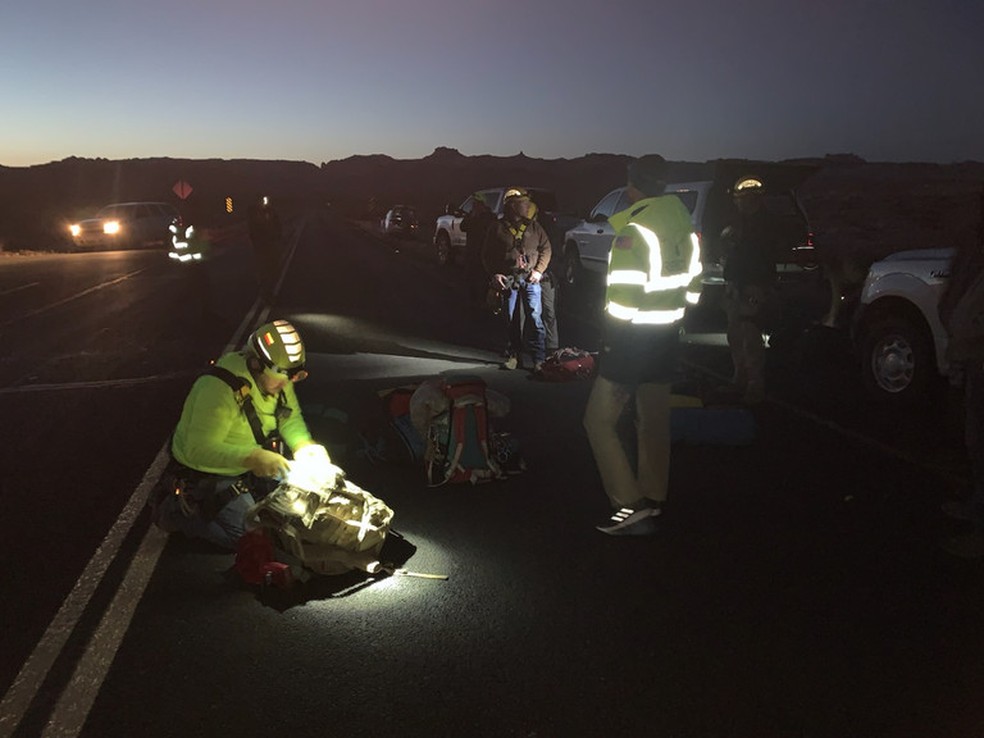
left=503, top=187, right=530, bottom=204
left=248, top=320, right=306, bottom=377
left=733, top=176, right=765, bottom=196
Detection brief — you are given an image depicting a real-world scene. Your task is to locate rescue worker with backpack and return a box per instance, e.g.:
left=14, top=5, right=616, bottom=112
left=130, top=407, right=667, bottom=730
left=481, top=188, right=552, bottom=373
left=583, top=155, right=703, bottom=536
left=151, top=319, right=330, bottom=549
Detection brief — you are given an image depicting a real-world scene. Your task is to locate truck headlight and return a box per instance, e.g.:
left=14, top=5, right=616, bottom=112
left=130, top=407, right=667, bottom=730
left=69, top=224, right=81, bottom=237
left=103, top=220, right=121, bottom=235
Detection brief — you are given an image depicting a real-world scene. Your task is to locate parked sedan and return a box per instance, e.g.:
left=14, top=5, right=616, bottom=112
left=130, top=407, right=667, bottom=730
left=68, top=201, right=181, bottom=250
left=380, top=205, right=419, bottom=239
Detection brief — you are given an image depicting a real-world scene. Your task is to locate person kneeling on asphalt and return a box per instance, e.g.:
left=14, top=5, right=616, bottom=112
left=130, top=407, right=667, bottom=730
left=151, top=319, right=329, bottom=550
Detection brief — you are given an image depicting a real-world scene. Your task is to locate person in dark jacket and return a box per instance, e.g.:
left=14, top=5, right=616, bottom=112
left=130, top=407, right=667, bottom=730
left=461, top=194, right=496, bottom=307
left=481, top=188, right=552, bottom=373
left=721, top=176, right=781, bottom=404
left=938, top=185, right=984, bottom=558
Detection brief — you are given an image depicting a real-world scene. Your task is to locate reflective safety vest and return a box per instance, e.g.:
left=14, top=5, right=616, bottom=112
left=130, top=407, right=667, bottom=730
left=168, top=222, right=206, bottom=263
left=604, top=195, right=702, bottom=326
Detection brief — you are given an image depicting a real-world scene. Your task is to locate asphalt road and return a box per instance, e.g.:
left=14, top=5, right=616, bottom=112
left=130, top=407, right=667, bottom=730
left=2, top=210, right=982, bottom=738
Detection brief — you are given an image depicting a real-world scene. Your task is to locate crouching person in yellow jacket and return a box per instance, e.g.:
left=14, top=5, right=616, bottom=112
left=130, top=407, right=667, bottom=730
left=151, top=319, right=329, bottom=549
left=584, top=155, right=702, bottom=536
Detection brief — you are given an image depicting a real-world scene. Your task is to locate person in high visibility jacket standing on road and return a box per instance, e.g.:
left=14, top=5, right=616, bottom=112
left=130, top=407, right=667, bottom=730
left=168, top=218, right=213, bottom=321
left=584, top=154, right=702, bottom=536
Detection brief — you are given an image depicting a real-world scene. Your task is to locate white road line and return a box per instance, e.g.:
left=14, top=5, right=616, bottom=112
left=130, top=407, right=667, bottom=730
left=0, top=269, right=145, bottom=328
left=0, top=282, right=40, bottom=297
left=5, top=216, right=307, bottom=738
left=0, top=373, right=193, bottom=396
left=41, top=528, right=170, bottom=738
left=0, top=447, right=171, bottom=738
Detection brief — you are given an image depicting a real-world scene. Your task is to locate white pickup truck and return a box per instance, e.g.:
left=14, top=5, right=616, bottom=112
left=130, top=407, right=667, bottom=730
left=433, top=186, right=576, bottom=267
left=852, top=247, right=953, bottom=402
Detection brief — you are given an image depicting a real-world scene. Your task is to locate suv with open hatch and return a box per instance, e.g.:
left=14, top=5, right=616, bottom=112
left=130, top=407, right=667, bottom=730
left=69, top=201, right=181, bottom=250
left=560, top=161, right=819, bottom=311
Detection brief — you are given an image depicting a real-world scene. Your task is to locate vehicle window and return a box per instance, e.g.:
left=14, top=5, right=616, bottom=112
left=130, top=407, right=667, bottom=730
left=528, top=189, right=557, bottom=212
left=99, top=205, right=122, bottom=218
left=669, top=190, right=699, bottom=214
left=591, top=190, right=622, bottom=219
left=481, top=190, right=502, bottom=213
left=613, top=189, right=633, bottom=214
left=460, top=196, right=477, bottom=214
left=135, top=205, right=155, bottom=218
left=763, top=195, right=802, bottom=219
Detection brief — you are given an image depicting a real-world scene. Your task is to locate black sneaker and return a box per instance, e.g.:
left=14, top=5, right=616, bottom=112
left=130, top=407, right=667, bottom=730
left=596, top=507, right=657, bottom=536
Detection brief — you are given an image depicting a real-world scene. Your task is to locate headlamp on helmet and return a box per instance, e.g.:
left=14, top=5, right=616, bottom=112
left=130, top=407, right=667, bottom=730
left=733, top=176, right=765, bottom=196
left=503, top=188, right=529, bottom=203
left=249, top=320, right=307, bottom=381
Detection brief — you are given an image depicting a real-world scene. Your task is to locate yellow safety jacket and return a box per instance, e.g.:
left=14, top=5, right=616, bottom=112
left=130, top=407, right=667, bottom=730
left=168, top=223, right=207, bottom=263
left=605, top=195, right=702, bottom=326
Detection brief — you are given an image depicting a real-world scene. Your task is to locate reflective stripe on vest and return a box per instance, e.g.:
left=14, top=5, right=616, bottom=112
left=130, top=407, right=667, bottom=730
left=168, top=224, right=204, bottom=263
left=605, top=224, right=701, bottom=325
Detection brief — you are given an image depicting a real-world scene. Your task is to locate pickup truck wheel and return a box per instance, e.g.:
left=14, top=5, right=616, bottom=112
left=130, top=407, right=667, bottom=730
left=435, top=231, right=451, bottom=266
left=861, top=316, right=933, bottom=402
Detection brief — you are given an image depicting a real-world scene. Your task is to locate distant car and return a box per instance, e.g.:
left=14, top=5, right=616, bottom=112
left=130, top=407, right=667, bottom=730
left=381, top=205, right=420, bottom=239
left=68, top=202, right=181, bottom=250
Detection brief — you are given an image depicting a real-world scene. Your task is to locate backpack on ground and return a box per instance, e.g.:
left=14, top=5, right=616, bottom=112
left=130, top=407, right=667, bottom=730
left=360, top=384, right=426, bottom=466
left=426, top=375, right=504, bottom=486
left=539, top=347, right=596, bottom=382
left=243, top=470, right=394, bottom=577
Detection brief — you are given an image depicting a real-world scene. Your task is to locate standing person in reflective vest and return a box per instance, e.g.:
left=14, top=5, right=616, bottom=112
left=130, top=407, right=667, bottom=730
left=167, top=218, right=212, bottom=320
left=150, top=320, right=330, bottom=549
left=583, top=154, right=702, bottom=536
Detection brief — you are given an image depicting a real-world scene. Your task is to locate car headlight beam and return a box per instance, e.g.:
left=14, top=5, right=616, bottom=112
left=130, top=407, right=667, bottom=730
left=103, top=220, right=121, bottom=235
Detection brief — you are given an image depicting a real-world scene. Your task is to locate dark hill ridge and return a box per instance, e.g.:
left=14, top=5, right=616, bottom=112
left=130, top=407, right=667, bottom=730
left=1, top=150, right=982, bottom=270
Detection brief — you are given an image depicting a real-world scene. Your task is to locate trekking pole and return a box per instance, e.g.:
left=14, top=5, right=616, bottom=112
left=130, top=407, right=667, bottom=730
left=368, top=561, right=449, bottom=580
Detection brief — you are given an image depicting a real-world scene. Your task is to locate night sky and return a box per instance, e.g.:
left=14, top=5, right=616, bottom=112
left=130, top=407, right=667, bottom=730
left=3, top=0, right=982, bottom=167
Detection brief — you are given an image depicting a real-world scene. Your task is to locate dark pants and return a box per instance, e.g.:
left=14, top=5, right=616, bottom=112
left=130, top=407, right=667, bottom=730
left=964, top=363, right=984, bottom=530
left=154, top=470, right=278, bottom=550
left=504, top=278, right=545, bottom=365
left=541, top=274, right=559, bottom=352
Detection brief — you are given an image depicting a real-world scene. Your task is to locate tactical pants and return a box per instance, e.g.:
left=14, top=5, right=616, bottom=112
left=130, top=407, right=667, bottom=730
left=583, top=376, right=671, bottom=509
left=724, top=283, right=768, bottom=402
left=540, top=275, right=559, bottom=353
left=155, top=474, right=262, bottom=550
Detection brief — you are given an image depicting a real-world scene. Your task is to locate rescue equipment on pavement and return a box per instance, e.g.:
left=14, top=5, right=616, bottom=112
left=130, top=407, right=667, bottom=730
left=538, top=347, right=597, bottom=382
left=245, top=461, right=394, bottom=576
